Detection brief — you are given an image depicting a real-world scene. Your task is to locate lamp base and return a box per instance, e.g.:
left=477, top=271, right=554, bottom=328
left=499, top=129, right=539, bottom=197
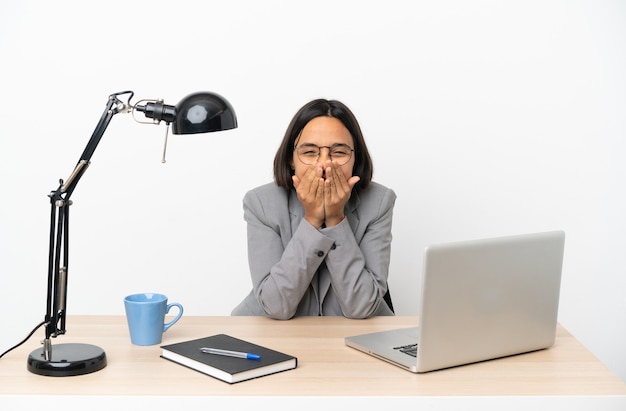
left=27, top=343, right=107, bottom=376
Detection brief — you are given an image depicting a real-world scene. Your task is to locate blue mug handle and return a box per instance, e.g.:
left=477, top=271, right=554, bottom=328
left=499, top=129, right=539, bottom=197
left=163, top=302, right=183, bottom=332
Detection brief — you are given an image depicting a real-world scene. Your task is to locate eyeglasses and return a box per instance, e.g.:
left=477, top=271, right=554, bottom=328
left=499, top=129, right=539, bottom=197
left=294, top=143, right=355, bottom=166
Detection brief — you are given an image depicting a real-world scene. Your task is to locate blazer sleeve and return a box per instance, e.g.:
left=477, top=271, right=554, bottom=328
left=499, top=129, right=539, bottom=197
left=322, top=186, right=396, bottom=318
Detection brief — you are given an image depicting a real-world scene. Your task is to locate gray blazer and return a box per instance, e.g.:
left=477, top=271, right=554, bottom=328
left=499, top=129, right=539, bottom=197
left=231, top=181, right=396, bottom=319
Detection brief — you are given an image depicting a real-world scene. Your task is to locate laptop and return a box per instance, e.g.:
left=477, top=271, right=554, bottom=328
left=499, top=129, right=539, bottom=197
left=345, top=230, right=565, bottom=373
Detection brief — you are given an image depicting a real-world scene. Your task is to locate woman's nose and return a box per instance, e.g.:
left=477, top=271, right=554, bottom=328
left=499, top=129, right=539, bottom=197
left=318, top=146, right=331, bottom=162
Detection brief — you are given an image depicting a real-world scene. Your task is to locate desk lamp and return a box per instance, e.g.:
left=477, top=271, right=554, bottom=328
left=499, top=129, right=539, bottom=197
left=26, top=90, right=237, bottom=376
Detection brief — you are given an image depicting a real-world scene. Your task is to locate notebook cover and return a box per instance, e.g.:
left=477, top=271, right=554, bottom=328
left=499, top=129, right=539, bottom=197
left=161, top=334, right=297, bottom=383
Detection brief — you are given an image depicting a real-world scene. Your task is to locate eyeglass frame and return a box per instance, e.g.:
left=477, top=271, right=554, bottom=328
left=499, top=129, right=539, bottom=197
left=294, top=142, right=355, bottom=166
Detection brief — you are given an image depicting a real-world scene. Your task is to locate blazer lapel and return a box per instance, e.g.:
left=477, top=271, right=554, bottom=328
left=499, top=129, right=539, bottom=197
left=288, top=189, right=304, bottom=238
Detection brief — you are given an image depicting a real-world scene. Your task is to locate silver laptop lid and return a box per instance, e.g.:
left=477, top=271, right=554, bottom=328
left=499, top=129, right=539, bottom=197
left=416, top=230, right=565, bottom=372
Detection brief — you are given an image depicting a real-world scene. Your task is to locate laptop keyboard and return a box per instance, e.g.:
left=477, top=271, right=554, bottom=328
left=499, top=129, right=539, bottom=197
left=393, top=343, right=418, bottom=357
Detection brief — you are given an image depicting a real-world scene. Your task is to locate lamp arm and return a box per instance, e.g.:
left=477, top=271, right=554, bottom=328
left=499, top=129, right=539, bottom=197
left=43, top=91, right=133, bottom=349
left=61, top=91, right=134, bottom=198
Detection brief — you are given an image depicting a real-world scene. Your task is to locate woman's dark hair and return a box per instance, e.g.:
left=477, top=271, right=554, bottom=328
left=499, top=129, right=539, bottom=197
left=273, top=99, right=373, bottom=190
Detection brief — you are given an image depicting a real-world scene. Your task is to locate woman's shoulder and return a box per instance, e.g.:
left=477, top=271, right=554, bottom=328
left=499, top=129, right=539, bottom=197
left=352, top=181, right=397, bottom=215
left=244, top=182, right=290, bottom=205
left=243, top=182, right=292, bottom=223
left=359, top=181, right=396, bottom=201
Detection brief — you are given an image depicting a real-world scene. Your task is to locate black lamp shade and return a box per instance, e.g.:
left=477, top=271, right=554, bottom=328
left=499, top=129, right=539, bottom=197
left=172, top=92, right=237, bottom=135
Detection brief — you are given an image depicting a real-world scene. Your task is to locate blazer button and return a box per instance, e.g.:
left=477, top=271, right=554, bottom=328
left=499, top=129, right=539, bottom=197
left=317, top=250, right=324, bottom=257
left=331, top=243, right=337, bottom=250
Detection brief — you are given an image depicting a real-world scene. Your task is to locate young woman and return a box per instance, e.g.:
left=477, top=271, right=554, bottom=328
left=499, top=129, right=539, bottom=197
left=231, top=99, right=396, bottom=319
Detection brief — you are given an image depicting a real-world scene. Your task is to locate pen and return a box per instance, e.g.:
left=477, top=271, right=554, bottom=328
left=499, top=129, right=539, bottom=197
left=200, top=347, right=261, bottom=360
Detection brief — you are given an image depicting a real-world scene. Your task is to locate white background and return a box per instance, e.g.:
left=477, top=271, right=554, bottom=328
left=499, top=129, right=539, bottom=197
left=1, top=0, right=624, bottom=383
